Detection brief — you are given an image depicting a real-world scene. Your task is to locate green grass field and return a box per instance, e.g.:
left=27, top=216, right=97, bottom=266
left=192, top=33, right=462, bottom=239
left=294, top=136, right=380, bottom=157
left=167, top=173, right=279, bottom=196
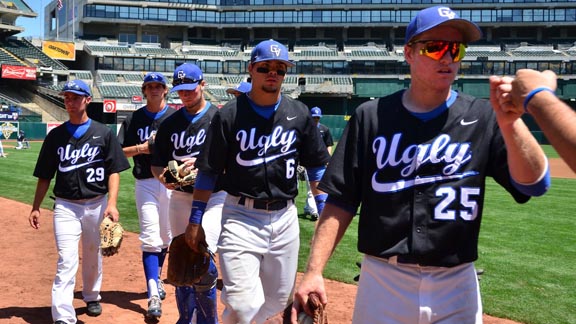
left=1, top=143, right=574, bottom=324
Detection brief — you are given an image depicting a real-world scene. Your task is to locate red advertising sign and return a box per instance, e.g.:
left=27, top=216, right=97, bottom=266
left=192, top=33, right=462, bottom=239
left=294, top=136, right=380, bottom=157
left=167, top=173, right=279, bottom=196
left=1, top=65, right=37, bottom=80
left=103, top=100, right=117, bottom=113
left=132, top=95, right=143, bottom=104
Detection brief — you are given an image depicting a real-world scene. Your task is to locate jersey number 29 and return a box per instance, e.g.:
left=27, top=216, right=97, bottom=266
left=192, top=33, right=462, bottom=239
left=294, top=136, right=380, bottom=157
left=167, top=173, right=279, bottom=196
left=87, top=167, right=105, bottom=183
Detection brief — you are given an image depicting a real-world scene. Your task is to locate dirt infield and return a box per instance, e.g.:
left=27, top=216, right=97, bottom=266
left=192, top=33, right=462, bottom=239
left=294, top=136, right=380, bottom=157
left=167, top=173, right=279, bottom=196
left=0, top=197, right=526, bottom=324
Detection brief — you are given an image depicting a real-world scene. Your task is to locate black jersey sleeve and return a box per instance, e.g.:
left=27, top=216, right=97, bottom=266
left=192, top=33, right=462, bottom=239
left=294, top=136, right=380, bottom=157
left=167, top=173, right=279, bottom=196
left=103, top=125, right=131, bottom=174
left=317, top=108, right=363, bottom=209
left=33, top=125, right=64, bottom=180
left=196, top=108, right=230, bottom=175
left=299, top=114, right=331, bottom=168
left=321, top=124, right=334, bottom=147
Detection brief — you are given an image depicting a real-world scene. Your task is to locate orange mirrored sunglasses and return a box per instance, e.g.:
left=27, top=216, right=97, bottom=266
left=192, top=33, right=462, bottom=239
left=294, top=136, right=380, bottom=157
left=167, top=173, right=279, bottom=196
left=410, top=40, right=467, bottom=62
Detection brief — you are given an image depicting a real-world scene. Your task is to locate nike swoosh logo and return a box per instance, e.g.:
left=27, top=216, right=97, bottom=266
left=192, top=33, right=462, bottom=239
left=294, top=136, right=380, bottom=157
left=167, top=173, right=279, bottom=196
left=172, top=151, right=199, bottom=161
left=371, top=171, right=479, bottom=193
left=460, top=119, right=478, bottom=126
left=287, top=116, right=297, bottom=121
left=58, top=159, right=104, bottom=172
left=236, top=149, right=297, bottom=167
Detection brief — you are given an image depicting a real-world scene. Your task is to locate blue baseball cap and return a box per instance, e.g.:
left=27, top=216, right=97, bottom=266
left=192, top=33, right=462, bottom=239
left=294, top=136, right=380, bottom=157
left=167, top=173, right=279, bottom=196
left=171, top=63, right=203, bottom=93
left=311, top=107, right=322, bottom=118
left=250, top=40, right=294, bottom=67
left=60, top=79, right=92, bottom=97
left=143, top=72, right=168, bottom=86
left=226, top=81, right=252, bottom=94
left=405, top=6, right=482, bottom=44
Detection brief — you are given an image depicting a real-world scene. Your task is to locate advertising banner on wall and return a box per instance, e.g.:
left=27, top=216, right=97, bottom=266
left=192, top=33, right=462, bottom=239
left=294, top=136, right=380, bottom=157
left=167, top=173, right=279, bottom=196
left=1, top=65, right=36, bottom=80
left=0, top=121, right=18, bottom=139
left=42, top=40, right=76, bottom=61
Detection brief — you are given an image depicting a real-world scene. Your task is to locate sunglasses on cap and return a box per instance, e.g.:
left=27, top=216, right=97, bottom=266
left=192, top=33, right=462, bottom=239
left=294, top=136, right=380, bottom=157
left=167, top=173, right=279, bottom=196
left=409, top=40, right=467, bottom=63
left=172, top=78, right=202, bottom=86
left=255, top=66, right=287, bottom=76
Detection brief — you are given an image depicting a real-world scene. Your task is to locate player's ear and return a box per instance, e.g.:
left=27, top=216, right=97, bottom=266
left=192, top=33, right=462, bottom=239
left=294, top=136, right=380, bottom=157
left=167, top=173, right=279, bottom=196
left=404, top=43, right=415, bottom=63
left=85, top=96, right=93, bottom=104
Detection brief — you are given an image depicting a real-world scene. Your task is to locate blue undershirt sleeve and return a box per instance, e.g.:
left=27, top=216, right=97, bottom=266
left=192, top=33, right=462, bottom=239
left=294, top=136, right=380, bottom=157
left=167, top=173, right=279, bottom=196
left=510, top=163, right=551, bottom=197
left=306, top=165, right=326, bottom=182
left=194, top=170, right=218, bottom=191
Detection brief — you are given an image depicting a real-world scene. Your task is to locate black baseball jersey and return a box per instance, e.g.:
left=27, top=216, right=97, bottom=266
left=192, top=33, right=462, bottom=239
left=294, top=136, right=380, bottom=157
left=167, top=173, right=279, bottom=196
left=117, top=105, right=176, bottom=179
left=151, top=104, right=219, bottom=193
left=33, top=120, right=130, bottom=200
left=319, top=90, right=529, bottom=267
left=318, top=123, right=334, bottom=148
left=196, top=94, right=331, bottom=200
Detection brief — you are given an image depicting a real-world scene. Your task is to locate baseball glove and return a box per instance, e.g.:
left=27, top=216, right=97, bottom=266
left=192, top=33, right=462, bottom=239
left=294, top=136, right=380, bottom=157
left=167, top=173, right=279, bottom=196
left=162, top=160, right=197, bottom=188
left=264, top=293, right=328, bottom=324
left=166, top=234, right=211, bottom=286
left=99, top=217, right=124, bottom=257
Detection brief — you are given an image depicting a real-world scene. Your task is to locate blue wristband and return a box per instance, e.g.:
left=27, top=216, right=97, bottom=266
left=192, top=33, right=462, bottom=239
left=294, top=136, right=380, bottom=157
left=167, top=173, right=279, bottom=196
left=189, top=200, right=207, bottom=224
left=523, top=87, right=555, bottom=113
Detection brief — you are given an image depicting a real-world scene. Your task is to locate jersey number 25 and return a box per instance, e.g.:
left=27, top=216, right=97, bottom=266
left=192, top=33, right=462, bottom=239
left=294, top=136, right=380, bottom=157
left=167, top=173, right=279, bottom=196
left=434, top=187, right=480, bottom=221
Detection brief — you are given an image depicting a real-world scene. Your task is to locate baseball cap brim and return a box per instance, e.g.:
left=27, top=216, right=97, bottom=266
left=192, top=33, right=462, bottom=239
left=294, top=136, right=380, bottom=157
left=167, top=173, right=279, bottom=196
left=252, top=57, right=295, bottom=67
left=407, top=18, right=482, bottom=44
left=143, top=80, right=166, bottom=86
left=59, top=89, right=91, bottom=96
left=432, top=19, right=482, bottom=43
left=311, top=113, right=322, bottom=117
left=170, top=83, right=200, bottom=93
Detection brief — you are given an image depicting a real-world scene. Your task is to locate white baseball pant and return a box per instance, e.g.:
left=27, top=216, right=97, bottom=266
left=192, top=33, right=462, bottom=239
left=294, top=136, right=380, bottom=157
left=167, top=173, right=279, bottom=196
left=353, top=255, right=482, bottom=324
left=301, top=168, right=318, bottom=216
left=169, top=190, right=225, bottom=253
left=135, top=178, right=172, bottom=252
left=218, top=195, right=299, bottom=324
left=51, top=195, right=106, bottom=324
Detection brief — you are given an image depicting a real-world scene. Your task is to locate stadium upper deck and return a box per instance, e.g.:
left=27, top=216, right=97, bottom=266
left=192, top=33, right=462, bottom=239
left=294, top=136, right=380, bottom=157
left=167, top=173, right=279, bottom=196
left=2, top=0, right=576, bottom=119
left=48, top=0, right=576, bottom=47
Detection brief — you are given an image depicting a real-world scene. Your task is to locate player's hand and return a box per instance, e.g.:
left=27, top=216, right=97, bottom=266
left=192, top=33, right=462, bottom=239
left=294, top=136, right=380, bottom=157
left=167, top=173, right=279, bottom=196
left=180, top=157, right=197, bottom=174
left=29, top=210, right=41, bottom=229
left=103, top=205, right=120, bottom=222
left=489, top=75, right=523, bottom=127
left=509, top=69, right=557, bottom=110
left=291, top=271, right=327, bottom=323
left=184, top=222, right=206, bottom=253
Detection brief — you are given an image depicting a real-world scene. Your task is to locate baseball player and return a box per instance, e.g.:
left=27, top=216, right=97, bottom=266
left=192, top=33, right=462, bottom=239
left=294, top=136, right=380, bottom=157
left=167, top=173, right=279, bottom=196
left=28, top=79, right=130, bottom=324
left=302, top=106, right=333, bottom=220
left=226, top=81, right=252, bottom=98
left=293, top=6, right=550, bottom=324
left=16, top=129, right=30, bottom=149
left=184, top=39, right=331, bottom=324
left=117, top=72, right=176, bottom=318
left=150, top=63, right=224, bottom=324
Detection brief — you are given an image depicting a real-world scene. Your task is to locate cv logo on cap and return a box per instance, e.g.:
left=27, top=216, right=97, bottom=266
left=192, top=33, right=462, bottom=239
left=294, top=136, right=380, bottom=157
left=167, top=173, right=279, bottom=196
left=270, top=45, right=282, bottom=57
left=438, top=7, right=456, bottom=19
